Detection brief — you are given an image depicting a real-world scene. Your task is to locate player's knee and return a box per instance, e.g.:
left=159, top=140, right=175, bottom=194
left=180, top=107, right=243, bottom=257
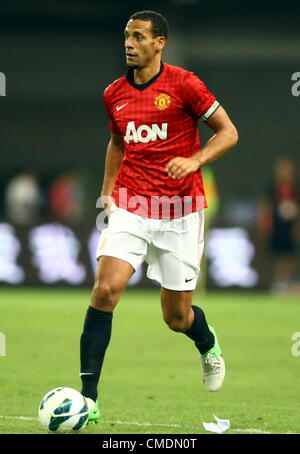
left=91, top=281, right=121, bottom=311
left=164, top=313, right=191, bottom=332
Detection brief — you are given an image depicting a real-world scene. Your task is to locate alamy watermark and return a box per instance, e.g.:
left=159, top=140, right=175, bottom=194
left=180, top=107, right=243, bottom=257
left=291, top=332, right=300, bottom=357
left=291, top=72, right=300, bottom=97
left=0, top=333, right=6, bottom=356
left=0, top=72, right=6, bottom=96
left=95, top=190, right=205, bottom=231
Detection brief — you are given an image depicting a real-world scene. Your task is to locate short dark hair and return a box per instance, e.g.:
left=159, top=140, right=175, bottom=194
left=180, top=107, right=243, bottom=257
left=130, top=10, right=169, bottom=39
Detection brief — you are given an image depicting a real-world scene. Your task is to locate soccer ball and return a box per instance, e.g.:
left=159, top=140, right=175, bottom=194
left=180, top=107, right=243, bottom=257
left=38, top=387, right=89, bottom=432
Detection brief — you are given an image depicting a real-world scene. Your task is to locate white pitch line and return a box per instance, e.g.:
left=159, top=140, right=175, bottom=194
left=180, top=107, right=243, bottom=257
left=0, top=415, right=293, bottom=434
left=97, top=420, right=274, bottom=434
left=0, top=415, right=36, bottom=421
left=233, top=428, right=272, bottom=434
left=105, top=420, right=183, bottom=428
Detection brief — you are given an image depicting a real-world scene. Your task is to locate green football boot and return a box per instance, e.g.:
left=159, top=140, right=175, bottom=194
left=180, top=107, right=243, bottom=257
left=85, top=397, right=100, bottom=424
left=200, top=325, right=225, bottom=392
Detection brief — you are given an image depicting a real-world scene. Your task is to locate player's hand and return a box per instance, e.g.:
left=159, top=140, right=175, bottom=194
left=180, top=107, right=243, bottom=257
left=165, top=157, right=200, bottom=179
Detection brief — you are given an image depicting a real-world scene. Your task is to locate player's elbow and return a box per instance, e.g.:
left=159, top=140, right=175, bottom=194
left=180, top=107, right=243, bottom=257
left=229, top=125, right=239, bottom=147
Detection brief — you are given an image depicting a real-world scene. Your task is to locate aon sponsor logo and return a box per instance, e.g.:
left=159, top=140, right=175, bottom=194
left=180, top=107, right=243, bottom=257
left=124, top=121, right=168, bottom=144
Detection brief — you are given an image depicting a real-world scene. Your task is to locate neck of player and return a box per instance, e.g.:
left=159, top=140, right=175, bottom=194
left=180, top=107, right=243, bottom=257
left=134, top=56, right=161, bottom=84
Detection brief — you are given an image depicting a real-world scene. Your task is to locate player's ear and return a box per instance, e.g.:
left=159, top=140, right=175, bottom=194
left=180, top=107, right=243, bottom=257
left=156, top=36, right=166, bottom=52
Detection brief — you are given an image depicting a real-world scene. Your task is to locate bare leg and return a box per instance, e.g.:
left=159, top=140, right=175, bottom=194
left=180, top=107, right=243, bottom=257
left=160, top=288, right=194, bottom=332
left=80, top=256, right=135, bottom=402
left=274, top=255, right=296, bottom=283
left=160, top=287, right=214, bottom=353
left=91, top=255, right=135, bottom=311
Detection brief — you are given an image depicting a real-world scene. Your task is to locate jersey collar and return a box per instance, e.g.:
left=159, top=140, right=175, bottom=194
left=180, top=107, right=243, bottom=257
left=126, top=62, right=164, bottom=91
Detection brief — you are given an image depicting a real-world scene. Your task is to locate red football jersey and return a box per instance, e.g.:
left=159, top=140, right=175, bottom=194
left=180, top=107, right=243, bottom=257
left=103, top=62, right=220, bottom=219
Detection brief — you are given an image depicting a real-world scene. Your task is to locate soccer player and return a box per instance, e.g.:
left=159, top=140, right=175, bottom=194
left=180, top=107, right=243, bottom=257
left=257, top=156, right=300, bottom=292
left=80, top=10, right=238, bottom=423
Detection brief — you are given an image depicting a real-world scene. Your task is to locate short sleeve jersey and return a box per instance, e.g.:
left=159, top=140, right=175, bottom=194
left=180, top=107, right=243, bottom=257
left=103, top=62, right=220, bottom=219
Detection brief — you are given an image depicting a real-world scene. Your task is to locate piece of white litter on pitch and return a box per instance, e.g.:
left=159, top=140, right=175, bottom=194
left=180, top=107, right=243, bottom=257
left=202, top=415, right=230, bottom=434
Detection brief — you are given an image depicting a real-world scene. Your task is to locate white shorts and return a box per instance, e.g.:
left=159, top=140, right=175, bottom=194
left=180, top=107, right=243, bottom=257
left=96, top=204, right=205, bottom=291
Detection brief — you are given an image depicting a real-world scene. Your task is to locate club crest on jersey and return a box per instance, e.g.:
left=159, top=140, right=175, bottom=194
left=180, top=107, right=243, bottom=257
left=154, top=93, right=171, bottom=111
left=124, top=121, right=168, bottom=144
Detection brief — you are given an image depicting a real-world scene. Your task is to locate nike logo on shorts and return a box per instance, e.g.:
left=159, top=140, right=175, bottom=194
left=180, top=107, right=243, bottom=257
left=185, top=277, right=195, bottom=283
left=116, top=103, right=128, bottom=111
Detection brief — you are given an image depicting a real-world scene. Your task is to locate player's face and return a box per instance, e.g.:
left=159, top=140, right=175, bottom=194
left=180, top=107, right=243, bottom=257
left=124, top=19, right=164, bottom=69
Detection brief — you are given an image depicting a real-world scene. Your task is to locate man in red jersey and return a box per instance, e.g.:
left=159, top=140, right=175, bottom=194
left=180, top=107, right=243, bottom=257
left=80, top=11, right=238, bottom=423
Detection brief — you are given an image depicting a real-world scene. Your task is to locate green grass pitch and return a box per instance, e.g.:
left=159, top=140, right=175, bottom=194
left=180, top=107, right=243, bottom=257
left=0, top=287, right=299, bottom=434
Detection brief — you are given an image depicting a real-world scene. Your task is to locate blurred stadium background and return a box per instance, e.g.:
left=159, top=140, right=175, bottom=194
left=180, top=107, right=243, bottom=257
left=0, top=0, right=300, bottom=289
left=1, top=0, right=300, bottom=436
left=1, top=0, right=299, bottom=291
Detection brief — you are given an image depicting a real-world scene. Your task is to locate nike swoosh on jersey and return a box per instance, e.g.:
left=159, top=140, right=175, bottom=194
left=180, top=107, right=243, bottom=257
left=116, top=103, right=128, bottom=111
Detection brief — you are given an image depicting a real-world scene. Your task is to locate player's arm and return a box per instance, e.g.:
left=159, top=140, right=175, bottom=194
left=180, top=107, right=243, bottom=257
left=194, top=106, right=238, bottom=167
left=166, top=106, right=238, bottom=179
left=100, top=133, right=124, bottom=208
